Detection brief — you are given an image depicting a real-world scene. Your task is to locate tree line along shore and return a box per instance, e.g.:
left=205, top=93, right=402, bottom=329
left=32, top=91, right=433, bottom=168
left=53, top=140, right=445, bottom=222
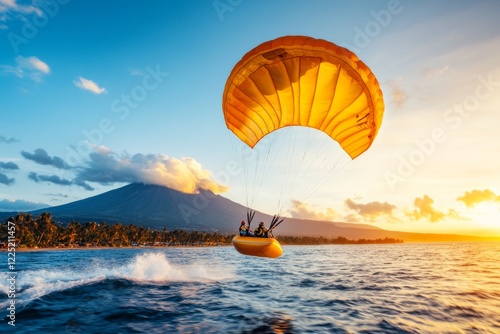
left=1, top=212, right=403, bottom=249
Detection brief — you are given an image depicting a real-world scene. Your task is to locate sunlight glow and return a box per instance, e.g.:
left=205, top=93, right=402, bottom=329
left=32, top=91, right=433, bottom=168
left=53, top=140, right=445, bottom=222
left=467, top=202, right=500, bottom=229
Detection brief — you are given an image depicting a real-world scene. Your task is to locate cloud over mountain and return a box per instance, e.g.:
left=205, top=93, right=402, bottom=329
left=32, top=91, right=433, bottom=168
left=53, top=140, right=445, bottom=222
left=74, top=147, right=228, bottom=194
left=19, top=146, right=228, bottom=194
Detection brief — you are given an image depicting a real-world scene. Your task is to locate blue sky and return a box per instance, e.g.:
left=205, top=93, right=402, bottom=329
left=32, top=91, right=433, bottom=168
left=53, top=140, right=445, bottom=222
left=1, top=0, right=500, bottom=236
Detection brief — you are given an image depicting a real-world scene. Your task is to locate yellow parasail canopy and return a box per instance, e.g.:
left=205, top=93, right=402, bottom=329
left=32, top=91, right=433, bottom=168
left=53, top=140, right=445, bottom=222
left=222, top=35, right=384, bottom=159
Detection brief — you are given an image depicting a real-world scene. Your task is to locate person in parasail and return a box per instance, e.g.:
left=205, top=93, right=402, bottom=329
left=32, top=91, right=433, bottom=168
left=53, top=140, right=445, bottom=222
left=254, top=222, right=268, bottom=238
left=239, top=220, right=253, bottom=236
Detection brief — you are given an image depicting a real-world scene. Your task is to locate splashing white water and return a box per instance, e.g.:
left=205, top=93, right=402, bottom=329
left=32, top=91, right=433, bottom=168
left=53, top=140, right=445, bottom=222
left=122, top=252, right=232, bottom=282
left=0, top=252, right=233, bottom=308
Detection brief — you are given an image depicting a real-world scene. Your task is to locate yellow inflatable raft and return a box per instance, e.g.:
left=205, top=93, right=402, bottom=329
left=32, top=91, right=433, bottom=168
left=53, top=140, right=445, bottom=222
left=232, top=236, right=283, bottom=258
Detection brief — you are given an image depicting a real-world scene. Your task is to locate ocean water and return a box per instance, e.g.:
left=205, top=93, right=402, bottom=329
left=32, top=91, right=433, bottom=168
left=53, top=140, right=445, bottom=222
left=1, top=242, right=500, bottom=333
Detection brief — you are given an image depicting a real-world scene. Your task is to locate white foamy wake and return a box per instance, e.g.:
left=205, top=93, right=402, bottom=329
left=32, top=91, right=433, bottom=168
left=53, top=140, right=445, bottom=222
left=0, top=252, right=233, bottom=309
left=122, top=252, right=233, bottom=282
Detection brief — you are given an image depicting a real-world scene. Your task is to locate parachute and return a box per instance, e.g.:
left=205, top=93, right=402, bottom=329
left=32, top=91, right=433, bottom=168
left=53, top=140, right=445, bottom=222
left=223, top=35, right=384, bottom=160
left=223, top=36, right=384, bottom=257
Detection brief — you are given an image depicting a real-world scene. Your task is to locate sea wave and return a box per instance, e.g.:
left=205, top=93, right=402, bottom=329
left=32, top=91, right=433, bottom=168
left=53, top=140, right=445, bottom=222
left=0, top=251, right=234, bottom=310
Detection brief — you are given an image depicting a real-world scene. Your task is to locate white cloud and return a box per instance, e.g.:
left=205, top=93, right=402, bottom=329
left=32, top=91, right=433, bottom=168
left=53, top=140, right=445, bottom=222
left=0, top=56, right=50, bottom=82
left=289, top=200, right=339, bottom=221
left=129, top=68, right=145, bottom=76
left=457, top=189, right=500, bottom=208
left=17, top=55, right=50, bottom=73
left=405, top=195, right=462, bottom=223
left=73, top=77, right=106, bottom=94
left=75, top=147, right=229, bottom=194
left=0, top=0, right=42, bottom=21
left=0, top=198, right=47, bottom=211
left=345, top=198, right=396, bottom=221
left=391, top=85, right=407, bottom=109
left=0, top=0, right=15, bottom=10
left=422, top=65, right=449, bottom=79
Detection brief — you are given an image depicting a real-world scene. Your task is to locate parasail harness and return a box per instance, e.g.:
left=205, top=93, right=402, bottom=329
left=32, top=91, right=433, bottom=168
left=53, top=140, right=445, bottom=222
left=268, top=215, right=284, bottom=237
left=246, top=210, right=284, bottom=238
left=246, top=210, right=255, bottom=232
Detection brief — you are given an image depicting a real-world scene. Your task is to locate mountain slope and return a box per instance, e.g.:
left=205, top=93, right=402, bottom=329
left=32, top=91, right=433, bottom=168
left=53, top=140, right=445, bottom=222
left=33, top=183, right=243, bottom=231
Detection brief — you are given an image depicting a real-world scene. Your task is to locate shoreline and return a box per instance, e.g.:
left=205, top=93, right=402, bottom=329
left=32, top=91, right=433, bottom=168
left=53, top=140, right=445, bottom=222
left=1, top=244, right=233, bottom=253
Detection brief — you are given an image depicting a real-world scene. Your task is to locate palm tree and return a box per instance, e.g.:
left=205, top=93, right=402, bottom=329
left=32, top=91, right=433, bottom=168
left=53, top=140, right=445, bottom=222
left=35, top=212, right=57, bottom=247
left=109, top=223, right=127, bottom=246
left=61, top=221, right=80, bottom=246
left=13, top=213, right=35, bottom=247
left=99, top=222, right=110, bottom=246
